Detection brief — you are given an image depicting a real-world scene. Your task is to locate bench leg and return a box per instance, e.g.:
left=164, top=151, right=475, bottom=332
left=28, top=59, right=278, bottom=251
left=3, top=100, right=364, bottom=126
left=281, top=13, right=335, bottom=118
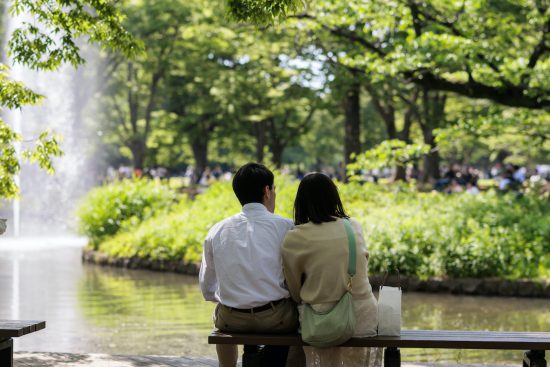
left=524, top=350, right=546, bottom=367
left=384, top=347, right=401, bottom=367
left=0, top=338, right=13, bottom=367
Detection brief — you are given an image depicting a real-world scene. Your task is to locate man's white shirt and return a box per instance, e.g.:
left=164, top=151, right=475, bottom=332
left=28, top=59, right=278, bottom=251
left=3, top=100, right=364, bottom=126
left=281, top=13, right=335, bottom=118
left=199, top=203, right=294, bottom=308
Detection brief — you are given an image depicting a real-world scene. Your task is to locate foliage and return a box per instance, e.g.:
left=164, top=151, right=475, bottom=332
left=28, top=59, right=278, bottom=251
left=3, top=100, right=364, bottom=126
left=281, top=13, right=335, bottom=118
left=341, top=184, right=550, bottom=279
left=88, top=0, right=548, bottom=182
left=226, top=0, right=303, bottom=24
left=99, top=0, right=322, bottom=173
left=82, top=177, right=550, bottom=280
left=93, top=174, right=298, bottom=261
left=0, top=65, right=64, bottom=198
left=96, top=183, right=237, bottom=262
left=436, top=103, right=550, bottom=165
left=0, top=0, right=136, bottom=200
left=99, top=0, right=196, bottom=169
left=8, top=0, right=137, bottom=70
left=77, top=179, right=178, bottom=248
left=347, top=140, right=429, bottom=177
left=230, top=0, right=550, bottom=110
left=226, top=0, right=550, bottom=182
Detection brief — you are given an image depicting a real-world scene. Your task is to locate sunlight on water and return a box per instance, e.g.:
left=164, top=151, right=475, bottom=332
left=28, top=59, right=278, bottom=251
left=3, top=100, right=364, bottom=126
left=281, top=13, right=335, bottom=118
left=0, top=237, right=87, bottom=250
left=0, top=242, right=548, bottom=364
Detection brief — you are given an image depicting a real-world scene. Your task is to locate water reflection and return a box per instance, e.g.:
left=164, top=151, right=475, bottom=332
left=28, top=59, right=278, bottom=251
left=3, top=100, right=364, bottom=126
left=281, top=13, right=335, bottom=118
left=401, top=293, right=549, bottom=362
left=0, top=242, right=548, bottom=363
left=79, top=266, right=216, bottom=356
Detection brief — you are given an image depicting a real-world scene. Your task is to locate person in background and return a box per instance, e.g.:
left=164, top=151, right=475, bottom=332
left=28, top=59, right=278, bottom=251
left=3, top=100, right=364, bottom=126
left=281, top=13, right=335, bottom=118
left=466, top=181, right=480, bottom=195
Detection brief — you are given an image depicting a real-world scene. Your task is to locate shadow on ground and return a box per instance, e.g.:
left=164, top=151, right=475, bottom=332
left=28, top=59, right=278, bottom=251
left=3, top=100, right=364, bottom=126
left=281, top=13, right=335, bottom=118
left=16, top=353, right=94, bottom=367
left=15, top=352, right=218, bottom=367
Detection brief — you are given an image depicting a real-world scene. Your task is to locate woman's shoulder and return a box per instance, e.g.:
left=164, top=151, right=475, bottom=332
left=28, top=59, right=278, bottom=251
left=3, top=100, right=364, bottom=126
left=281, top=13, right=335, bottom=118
left=285, top=223, right=309, bottom=241
left=282, top=221, right=325, bottom=248
left=283, top=225, right=308, bottom=245
left=346, top=217, right=363, bottom=231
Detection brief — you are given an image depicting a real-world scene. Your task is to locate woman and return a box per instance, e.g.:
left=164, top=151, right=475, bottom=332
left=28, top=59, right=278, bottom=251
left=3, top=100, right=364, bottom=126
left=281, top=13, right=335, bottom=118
left=282, top=173, right=381, bottom=367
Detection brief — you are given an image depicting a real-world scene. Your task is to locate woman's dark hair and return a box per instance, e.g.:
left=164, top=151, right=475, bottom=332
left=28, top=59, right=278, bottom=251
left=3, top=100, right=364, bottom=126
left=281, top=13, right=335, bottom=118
left=232, top=163, right=274, bottom=206
left=294, top=172, right=349, bottom=225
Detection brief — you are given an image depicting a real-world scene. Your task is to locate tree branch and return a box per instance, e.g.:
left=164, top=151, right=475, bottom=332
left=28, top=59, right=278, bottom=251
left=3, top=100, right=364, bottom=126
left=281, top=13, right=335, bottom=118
left=290, top=13, right=386, bottom=56
left=407, top=0, right=423, bottom=37
left=406, top=71, right=549, bottom=109
left=527, top=18, right=549, bottom=69
left=296, top=6, right=548, bottom=109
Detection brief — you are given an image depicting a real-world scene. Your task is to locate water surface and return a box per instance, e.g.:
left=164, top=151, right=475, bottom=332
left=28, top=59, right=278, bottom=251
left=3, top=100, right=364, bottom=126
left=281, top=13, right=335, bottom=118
left=0, top=240, right=548, bottom=364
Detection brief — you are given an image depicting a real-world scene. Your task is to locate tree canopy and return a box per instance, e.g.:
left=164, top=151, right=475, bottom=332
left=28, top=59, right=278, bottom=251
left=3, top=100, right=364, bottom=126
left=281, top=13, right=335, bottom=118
left=220, top=0, right=549, bottom=180
left=0, top=0, right=137, bottom=199
left=228, top=0, right=550, bottom=110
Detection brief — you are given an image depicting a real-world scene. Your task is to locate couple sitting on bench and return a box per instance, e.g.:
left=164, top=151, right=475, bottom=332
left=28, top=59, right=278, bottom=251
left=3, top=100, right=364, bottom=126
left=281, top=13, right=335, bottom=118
left=199, top=163, right=381, bottom=367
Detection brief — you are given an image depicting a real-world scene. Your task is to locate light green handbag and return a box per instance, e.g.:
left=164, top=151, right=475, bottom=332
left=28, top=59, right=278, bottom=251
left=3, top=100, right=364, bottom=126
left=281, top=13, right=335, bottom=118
left=301, top=218, right=357, bottom=348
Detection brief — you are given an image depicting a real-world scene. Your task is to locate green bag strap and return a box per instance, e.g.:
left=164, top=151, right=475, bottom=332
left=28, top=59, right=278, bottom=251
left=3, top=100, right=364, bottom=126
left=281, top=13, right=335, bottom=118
left=342, top=218, right=357, bottom=282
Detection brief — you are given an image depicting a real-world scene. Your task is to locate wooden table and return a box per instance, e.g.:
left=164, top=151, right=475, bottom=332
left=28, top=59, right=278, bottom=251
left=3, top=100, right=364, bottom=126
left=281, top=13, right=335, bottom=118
left=209, top=329, right=550, bottom=367
left=0, top=320, right=46, bottom=367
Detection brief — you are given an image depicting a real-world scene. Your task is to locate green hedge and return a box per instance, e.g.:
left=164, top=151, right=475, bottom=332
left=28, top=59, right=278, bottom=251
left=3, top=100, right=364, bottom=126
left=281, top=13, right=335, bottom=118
left=93, top=174, right=298, bottom=262
left=343, top=185, right=550, bottom=279
left=77, top=179, right=178, bottom=248
left=79, top=177, right=550, bottom=279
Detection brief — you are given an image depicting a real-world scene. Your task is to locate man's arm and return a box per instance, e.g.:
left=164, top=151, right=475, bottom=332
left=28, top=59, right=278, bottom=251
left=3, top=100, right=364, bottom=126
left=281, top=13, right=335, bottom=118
left=281, top=236, right=303, bottom=303
left=199, top=236, right=218, bottom=302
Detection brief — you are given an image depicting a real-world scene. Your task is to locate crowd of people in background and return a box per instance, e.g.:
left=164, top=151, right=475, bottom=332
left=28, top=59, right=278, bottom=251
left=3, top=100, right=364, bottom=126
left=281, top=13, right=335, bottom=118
left=434, top=166, right=482, bottom=194
left=103, top=161, right=550, bottom=196
left=434, top=163, right=550, bottom=195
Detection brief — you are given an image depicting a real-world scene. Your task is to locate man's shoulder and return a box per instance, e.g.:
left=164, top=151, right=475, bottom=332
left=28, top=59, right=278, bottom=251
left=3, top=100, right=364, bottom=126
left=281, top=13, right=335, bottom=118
left=206, top=213, right=243, bottom=238
left=267, top=213, right=294, bottom=229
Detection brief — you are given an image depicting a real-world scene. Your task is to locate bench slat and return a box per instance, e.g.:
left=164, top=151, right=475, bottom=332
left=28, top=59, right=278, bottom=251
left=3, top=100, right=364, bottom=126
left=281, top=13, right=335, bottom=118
left=0, top=320, right=46, bottom=338
left=209, top=330, right=550, bottom=350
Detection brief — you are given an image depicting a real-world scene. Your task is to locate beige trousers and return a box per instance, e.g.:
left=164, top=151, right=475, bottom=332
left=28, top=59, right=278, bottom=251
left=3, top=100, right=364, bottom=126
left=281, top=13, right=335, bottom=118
left=213, top=298, right=303, bottom=367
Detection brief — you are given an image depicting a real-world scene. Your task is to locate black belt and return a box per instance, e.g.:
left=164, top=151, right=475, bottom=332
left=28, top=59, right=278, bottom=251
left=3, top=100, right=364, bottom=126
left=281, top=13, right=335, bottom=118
left=229, top=299, right=285, bottom=313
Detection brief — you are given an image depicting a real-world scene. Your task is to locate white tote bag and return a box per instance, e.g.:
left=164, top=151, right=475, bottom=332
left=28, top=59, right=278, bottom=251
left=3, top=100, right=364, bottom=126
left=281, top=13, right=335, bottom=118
left=377, top=285, right=401, bottom=336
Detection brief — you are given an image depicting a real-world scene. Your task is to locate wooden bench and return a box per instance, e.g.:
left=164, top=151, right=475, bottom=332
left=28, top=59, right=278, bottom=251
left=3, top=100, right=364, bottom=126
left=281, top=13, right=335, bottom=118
left=209, top=330, right=550, bottom=367
left=1, top=320, right=46, bottom=367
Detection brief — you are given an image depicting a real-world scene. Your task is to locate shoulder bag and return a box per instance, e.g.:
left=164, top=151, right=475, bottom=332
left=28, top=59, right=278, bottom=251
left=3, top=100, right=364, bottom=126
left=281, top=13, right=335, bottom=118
left=301, top=218, right=356, bottom=348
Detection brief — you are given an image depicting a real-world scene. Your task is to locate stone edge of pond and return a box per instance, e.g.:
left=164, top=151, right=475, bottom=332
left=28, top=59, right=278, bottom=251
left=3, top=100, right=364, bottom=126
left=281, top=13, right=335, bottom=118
left=82, top=249, right=550, bottom=298
left=81, top=249, right=200, bottom=275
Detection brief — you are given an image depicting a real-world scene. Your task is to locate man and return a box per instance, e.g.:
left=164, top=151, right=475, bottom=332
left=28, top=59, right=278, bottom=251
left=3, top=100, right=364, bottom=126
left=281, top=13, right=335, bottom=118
left=199, top=163, right=299, bottom=367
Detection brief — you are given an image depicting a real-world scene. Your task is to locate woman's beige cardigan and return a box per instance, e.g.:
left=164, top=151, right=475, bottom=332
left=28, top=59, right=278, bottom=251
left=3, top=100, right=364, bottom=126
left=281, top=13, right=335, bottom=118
left=281, top=218, right=375, bottom=304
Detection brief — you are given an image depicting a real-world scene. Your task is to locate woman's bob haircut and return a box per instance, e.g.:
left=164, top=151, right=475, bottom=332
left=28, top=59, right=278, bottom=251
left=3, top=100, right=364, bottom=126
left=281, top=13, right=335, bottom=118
left=293, top=172, right=349, bottom=225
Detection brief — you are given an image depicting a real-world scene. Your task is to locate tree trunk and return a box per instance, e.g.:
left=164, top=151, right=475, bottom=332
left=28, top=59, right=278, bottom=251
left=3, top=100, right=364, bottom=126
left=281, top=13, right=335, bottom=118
left=421, top=127, right=441, bottom=183
left=394, top=165, right=407, bottom=181
left=420, top=90, right=445, bottom=183
left=268, top=118, right=286, bottom=169
left=129, top=139, right=146, bottom=170
left=191, top=137, right=208, bottom=183
left=343, top=82, right=361, bottom=181
left=423, top=150, right=441, bottom=183
left=255, top=120, right=267, bottom=163
left=393, top=107, right=415, bottom=182
left=271, top=143, right=284, bottom=169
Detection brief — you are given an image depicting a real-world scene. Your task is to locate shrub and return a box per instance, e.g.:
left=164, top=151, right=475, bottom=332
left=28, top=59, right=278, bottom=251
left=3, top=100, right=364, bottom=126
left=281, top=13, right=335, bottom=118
left=77, top=179, right=178, bottom=248
left=81, top=176, right=550, bottom=279
left=96, top=174, right=298, bottom=263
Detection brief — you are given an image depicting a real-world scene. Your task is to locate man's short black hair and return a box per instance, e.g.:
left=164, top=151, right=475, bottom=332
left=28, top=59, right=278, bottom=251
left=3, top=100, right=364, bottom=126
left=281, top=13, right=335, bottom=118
left=232, top=163, right=274, bottom=206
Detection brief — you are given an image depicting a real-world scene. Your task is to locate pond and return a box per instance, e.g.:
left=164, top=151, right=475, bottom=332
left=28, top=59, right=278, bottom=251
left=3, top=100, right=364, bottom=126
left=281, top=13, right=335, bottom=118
left=0, top=239, right=548, bottom=364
